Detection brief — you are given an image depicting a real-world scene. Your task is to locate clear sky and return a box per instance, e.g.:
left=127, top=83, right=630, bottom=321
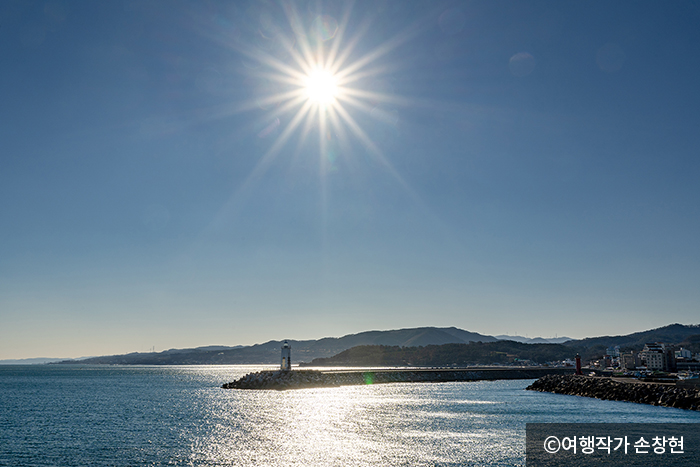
left=2, top=1, right=700, bottom=359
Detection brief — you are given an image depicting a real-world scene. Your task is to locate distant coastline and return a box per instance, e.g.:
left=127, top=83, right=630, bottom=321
left=10, top=323, right=699, bottom=367
left=0, top=357, right=78, bottom=365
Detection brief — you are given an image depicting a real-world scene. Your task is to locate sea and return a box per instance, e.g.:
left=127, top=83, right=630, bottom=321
left=1, top=365, right=699, bottom=466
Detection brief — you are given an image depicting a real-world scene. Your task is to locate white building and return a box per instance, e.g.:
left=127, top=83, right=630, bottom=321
left=606, top=346, right=621, bottom=358
left=641, top=351, right=664, bottom=370
left=640, top=343, right=666, bottom=371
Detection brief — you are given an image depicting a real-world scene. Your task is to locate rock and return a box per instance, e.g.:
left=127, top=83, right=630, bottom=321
left=526, top=375, right=700, bottom=412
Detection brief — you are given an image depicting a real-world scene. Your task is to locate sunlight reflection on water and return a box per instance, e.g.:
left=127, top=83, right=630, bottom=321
left=187, top=367, right=700, bottom=466
left=2, top=365, right=699, bottom=467
left=191, top=374, right=525, bottom=466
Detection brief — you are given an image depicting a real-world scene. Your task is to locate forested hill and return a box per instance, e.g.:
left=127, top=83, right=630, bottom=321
left=300, top=342, right=577, bottom=367
left=563, top=324, right=700, bottom=356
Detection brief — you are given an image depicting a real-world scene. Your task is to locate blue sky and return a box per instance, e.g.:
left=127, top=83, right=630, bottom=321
left=2, top=1, right=700, bottom=359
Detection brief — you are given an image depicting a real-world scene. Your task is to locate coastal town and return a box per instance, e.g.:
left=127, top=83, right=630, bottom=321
left=588, top=343, right=700, bottom=377
left=524, top=342, right=700, bottom=411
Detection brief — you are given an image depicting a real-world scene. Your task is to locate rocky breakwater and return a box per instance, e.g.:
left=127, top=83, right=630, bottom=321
left=526, top=375, right=700, bottom=411
left=222, top=370, right=349, bottom=390
left=220, top=369, right=472, bottom=390
left=222, top=367, right=568, bottom=390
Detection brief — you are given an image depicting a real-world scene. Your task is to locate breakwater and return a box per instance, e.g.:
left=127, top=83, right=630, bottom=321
left=221, top=367, right=574, bottom=390
left=526, top=375, right=700, bottom=411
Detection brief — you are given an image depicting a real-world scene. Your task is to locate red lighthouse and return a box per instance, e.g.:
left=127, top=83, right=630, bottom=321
left=575, top=353, right=582, bottom=375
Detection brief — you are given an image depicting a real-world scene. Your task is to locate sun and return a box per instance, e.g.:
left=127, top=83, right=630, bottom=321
left=230, top=1, right=412, bottom=185
left=304, top=68, right=338, bottom=105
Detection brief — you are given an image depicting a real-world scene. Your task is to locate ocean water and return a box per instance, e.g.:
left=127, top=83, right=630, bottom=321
left=1, top=365, right=699, bottom=466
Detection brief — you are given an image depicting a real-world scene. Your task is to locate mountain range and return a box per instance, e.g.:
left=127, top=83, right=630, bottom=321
left=494, top=335, right=573, bottom=344
left=50, top=327, right=496, bottom=365
left=40, top=323, right=700, bottom=366
left=301, top=341, right=577, bottom=367
left=561, top=323, right=700, bottom=355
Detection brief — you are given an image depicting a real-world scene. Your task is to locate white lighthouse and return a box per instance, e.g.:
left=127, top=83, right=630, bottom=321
left=281, top=340, right=291, bottom=371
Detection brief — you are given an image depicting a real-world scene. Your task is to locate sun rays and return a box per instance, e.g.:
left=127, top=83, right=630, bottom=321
left=231, top=2, right=416, bottom=183
left=193, top=1, right=438, bottom=235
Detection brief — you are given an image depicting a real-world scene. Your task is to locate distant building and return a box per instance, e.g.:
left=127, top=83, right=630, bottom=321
left=603, top=355, right=613, bottom=369
left=640, top=343, right=665, bottom=370
left=664, top=346, right=677, bottom=372
left=621, top=352, right=637, bottom=371
left=677, top=361, right=700, bottom=371
left=639, top=343, right=676, bottom=372
left=675, top=348, right=697, bottom=372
